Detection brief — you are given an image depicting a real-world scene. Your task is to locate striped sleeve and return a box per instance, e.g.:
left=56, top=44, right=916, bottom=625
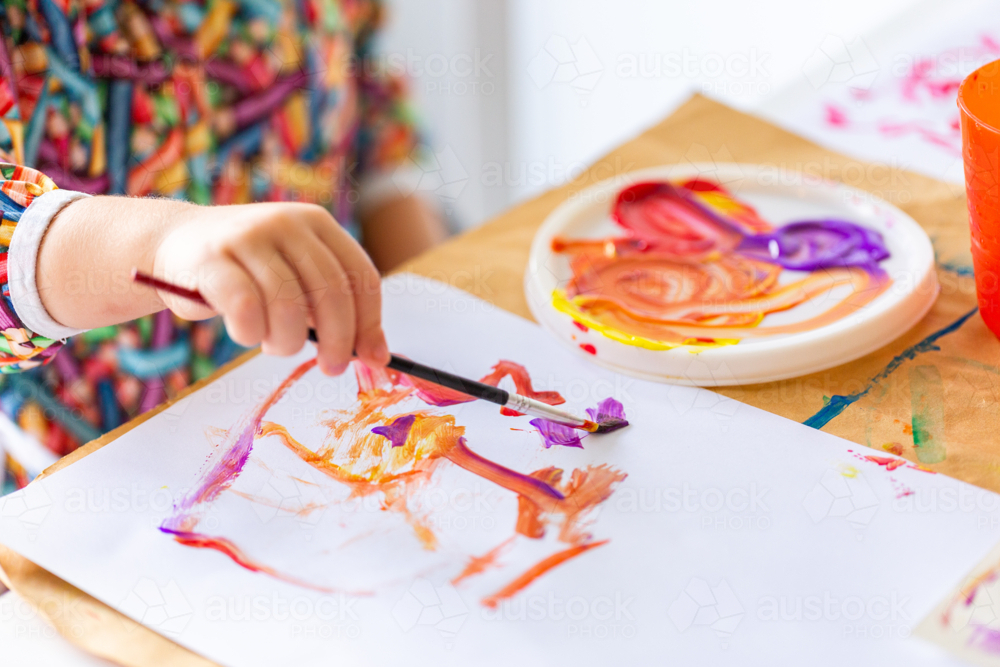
left=0, top=163, right=65, bottom=373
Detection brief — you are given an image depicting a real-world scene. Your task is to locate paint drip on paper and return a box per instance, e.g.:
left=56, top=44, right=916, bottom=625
left=161, top=359, right=627, bottom=605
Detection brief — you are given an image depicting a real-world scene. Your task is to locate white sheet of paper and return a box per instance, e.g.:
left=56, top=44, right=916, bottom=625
left=758, top=0, right=1000, bottom=185
left=0, top=274, right=996, bottom=666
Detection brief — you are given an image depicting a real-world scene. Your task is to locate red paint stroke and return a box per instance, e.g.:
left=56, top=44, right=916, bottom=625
left=855, top=451, right=936, bottom=475
left=163, top=528, right=362, bottom=595
left=864, top=455, right=906, bottom=471
left=579, top=343, right=597, bottom=355
left=482, top=540, right=609, bottom=608
left=572, top=321, right=589, bottom=332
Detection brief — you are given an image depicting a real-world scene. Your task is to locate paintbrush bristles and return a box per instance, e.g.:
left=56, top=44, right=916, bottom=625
left=593, top=418, right=629, bottom=434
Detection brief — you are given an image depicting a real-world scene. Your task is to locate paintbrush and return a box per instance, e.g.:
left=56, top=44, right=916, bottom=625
left=132, top=270, right=627, bottom=434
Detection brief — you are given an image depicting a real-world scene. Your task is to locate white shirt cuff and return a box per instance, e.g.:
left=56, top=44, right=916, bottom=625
left=8, top=189, right=92, bottom=340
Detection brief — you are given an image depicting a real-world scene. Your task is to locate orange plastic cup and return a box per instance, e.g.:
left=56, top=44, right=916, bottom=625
left=959, top=59, right=1000, bottom=337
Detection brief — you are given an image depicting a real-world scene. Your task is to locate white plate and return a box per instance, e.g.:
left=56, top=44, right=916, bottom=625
left=524, top=164, right=939, bottom=386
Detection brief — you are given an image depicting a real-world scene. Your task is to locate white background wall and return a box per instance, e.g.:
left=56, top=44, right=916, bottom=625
left=379, top=0, right=925, bottom=230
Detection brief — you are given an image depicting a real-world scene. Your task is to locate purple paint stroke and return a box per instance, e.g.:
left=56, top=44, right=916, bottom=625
left=454, top=437, right=565, bottom=501
left=529, top=418, right=584, bottom=449
left=371, top=414, right=416, bottom=448
left=160, top=418, right=256, bottom=534
left=737, top=220, right=890, bottom=272
left=586, top=397, right=628, bottom=425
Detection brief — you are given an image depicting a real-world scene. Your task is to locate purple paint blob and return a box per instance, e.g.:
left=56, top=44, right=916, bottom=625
left=737, top=220, right=890, bottom=271
left=529, top=418, right=584, bottom=449
left=969, top=624, right=1000, bottom=655
left=372, top=415, right=416, bottom=448
left=586, top=397, right=628, bottom=426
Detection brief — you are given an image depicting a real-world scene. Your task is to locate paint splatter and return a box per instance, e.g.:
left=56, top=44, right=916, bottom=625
left=371, top=414, right=416, bottom=448
left=881, top=442, right=904, bottom=456
left=803, top=307, right=978, bottom=429
left=551, top=179, right=892, bottom=351
left=910, top=365, right=946, bottom=464
left=579, top=343, right=597, bottom=355
left=825, top=103, right=849, bottom=127
left=863, top=455, right=906, bottom=471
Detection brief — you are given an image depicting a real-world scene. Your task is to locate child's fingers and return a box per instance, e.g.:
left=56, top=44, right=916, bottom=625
left=231, top=247, right=309, bottom=357
left=305, top=212, right=389, bottom=366
left=279, top=234, right=356, bottom=375
left=198, top=257, right=267, bottom=347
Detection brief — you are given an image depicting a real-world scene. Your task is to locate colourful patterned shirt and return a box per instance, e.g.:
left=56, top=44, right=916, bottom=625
left=0, top=0, right=422, bottom=491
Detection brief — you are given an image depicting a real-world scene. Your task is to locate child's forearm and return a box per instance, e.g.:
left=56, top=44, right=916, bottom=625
left=31, top=196, right=389, bottom=375
left=37, top=196, right=198, bottom=328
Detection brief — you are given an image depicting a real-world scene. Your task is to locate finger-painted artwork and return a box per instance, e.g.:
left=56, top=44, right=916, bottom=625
left=160, top=357, right=627, bottom=606
left=551, top=179, right=893, bottom=350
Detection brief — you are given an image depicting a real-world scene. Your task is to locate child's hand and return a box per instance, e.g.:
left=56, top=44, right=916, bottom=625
left=154, top=202, right=389, bottom=375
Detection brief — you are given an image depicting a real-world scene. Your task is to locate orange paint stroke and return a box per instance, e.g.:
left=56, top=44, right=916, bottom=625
left=452, top=537, right=517, bottom=586
left=482, top=540, right=609, bottom=609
